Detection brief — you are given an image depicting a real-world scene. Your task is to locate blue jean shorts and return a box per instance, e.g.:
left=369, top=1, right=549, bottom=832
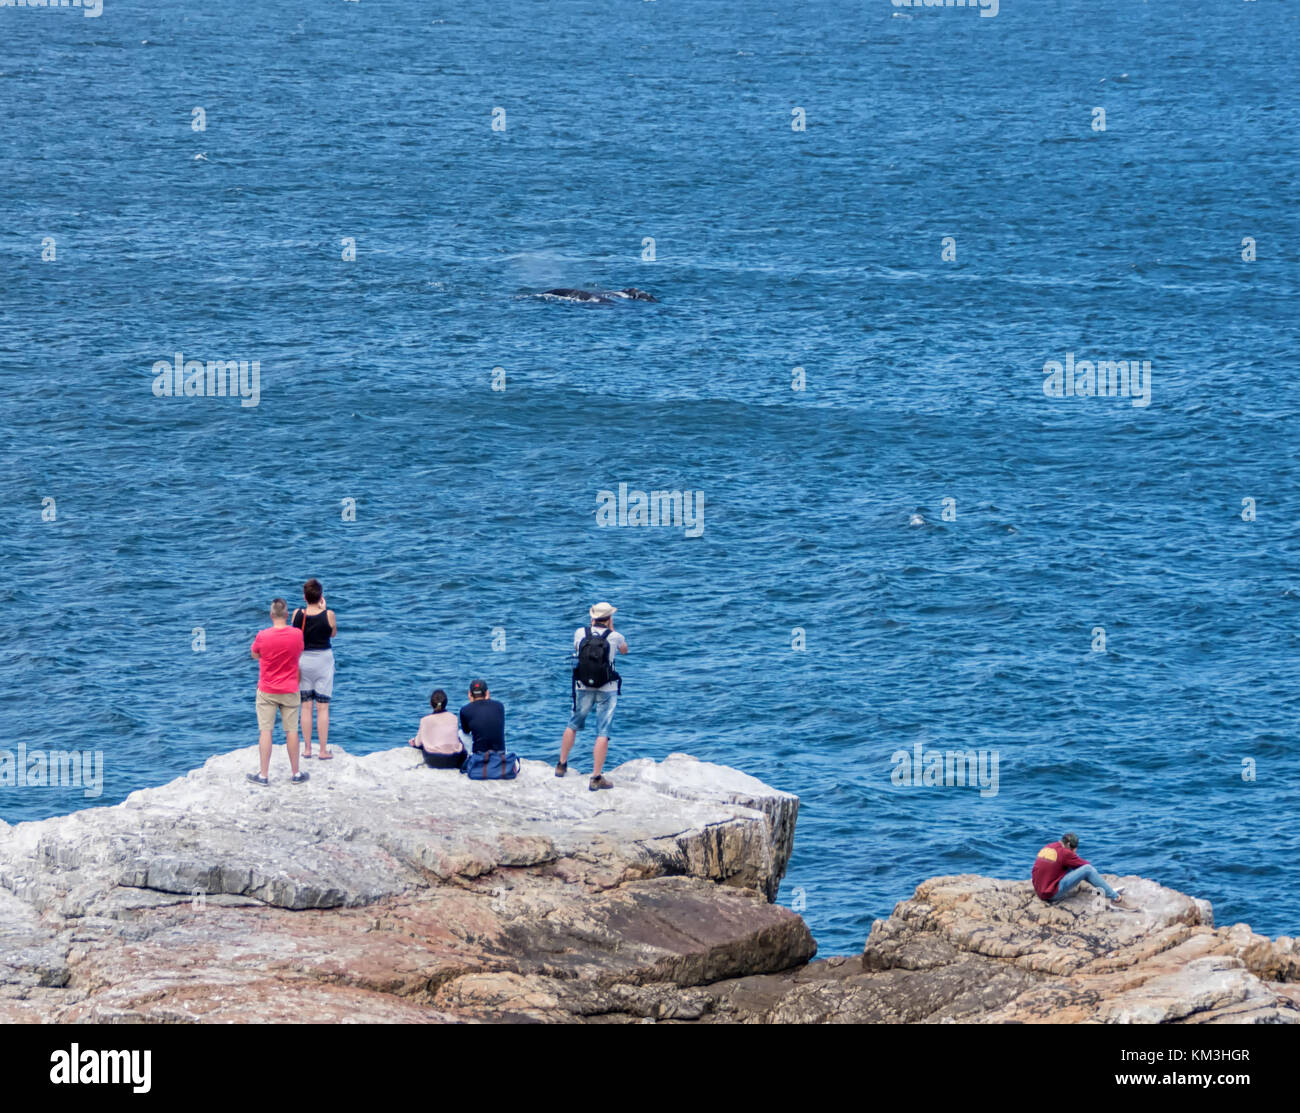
left=568, top=687, right=617, bottom=737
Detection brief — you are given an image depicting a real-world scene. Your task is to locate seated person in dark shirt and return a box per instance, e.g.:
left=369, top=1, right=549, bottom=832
left=458, top=679, right=506, bottom=753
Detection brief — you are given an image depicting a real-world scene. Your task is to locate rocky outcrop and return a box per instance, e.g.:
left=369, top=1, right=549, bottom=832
left=0, top=748, right=810, bottom=1022
left=2, top=750, right=1295, bottom=1023
left=701, top=876, right=1300, bottom=1023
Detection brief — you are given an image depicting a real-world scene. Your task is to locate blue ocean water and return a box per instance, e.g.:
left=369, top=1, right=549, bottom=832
left=2, top=1, right=1298, bottom=957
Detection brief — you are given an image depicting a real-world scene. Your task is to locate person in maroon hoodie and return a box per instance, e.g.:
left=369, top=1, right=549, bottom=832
left=1032, top=832, right=1132, bottom=907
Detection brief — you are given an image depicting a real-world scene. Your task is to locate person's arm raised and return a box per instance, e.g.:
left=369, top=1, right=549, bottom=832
left=608, top=620, right=628, bottom=653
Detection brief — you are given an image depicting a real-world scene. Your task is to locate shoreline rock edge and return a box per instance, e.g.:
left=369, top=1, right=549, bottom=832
left=0, top=748, right=1295, bottom=1022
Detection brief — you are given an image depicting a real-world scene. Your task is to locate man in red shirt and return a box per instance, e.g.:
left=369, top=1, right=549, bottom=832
left=1032, top=832, right=1132, bottom=908
left=247, top=598, right=309, bottom=786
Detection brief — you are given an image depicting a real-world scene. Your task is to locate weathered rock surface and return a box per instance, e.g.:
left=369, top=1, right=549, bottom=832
left=701, top=876, right=1300, bottom=1024
left=2, top=750, right=1295, bottom=1023
left=0, top=748, right=811, bottom=1022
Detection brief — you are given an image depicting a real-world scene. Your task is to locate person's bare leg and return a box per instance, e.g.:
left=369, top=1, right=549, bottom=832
left=286, top=709, right=301, bottom=776
left=301, top=699, right=314, bottom=757
left=258, top=729, right=273, bottom=778
left=318, top=702, right=330, bottom=756
left=592, top=736, right=609, bottom=776
left=559, top=727, right=577, bottom=764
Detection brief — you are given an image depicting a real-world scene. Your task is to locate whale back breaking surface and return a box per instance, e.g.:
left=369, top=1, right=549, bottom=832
left=536, top=287, right=657, bottom=304
left=539, top=287, right=611, bottom=303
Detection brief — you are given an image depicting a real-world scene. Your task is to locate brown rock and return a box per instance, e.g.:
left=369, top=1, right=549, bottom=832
left=698, top=874, right=1300, bottom=1024
left=0, top=749, right=808, bottom=1023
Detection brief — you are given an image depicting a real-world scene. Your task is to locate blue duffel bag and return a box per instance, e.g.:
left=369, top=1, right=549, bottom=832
left=460, top=750, right=521, bottom=780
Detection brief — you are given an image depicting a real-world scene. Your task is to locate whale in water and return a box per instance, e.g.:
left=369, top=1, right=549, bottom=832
left=537, top=287, right=658, bottom=304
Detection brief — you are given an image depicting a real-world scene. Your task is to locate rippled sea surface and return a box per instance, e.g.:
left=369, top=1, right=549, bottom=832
left=2, top=2, right=1298, bottom=956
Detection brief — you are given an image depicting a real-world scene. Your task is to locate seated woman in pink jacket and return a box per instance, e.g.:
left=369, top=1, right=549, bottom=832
left=408, top=689, right=466, bottom=769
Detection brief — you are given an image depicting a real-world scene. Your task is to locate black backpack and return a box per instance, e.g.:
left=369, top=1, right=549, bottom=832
left=572, top=626, right=621, bottom=708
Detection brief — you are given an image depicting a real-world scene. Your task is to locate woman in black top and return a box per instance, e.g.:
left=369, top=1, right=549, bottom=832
left=293, top=578, right=338, bottom=759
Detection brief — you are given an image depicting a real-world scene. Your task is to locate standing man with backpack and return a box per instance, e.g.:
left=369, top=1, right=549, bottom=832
left=556, top=602, right=627, bottom=791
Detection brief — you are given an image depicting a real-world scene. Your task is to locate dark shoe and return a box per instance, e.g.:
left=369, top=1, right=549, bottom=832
left=291, top=771, right=310, bottom=784
left=589, top=774, right=612, bottom=791
left=246, top=773, right=269, bottom=786
left=554, top=761, right=568, bottom=778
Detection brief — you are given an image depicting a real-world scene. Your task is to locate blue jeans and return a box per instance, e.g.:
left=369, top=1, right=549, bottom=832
left=568, top=687, right=617, bottom=737
left=1052, top=864, right=1118, bottom=902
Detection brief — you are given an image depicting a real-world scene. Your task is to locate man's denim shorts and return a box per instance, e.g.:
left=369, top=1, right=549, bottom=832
left=568, top=687, right=617, bottom=737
